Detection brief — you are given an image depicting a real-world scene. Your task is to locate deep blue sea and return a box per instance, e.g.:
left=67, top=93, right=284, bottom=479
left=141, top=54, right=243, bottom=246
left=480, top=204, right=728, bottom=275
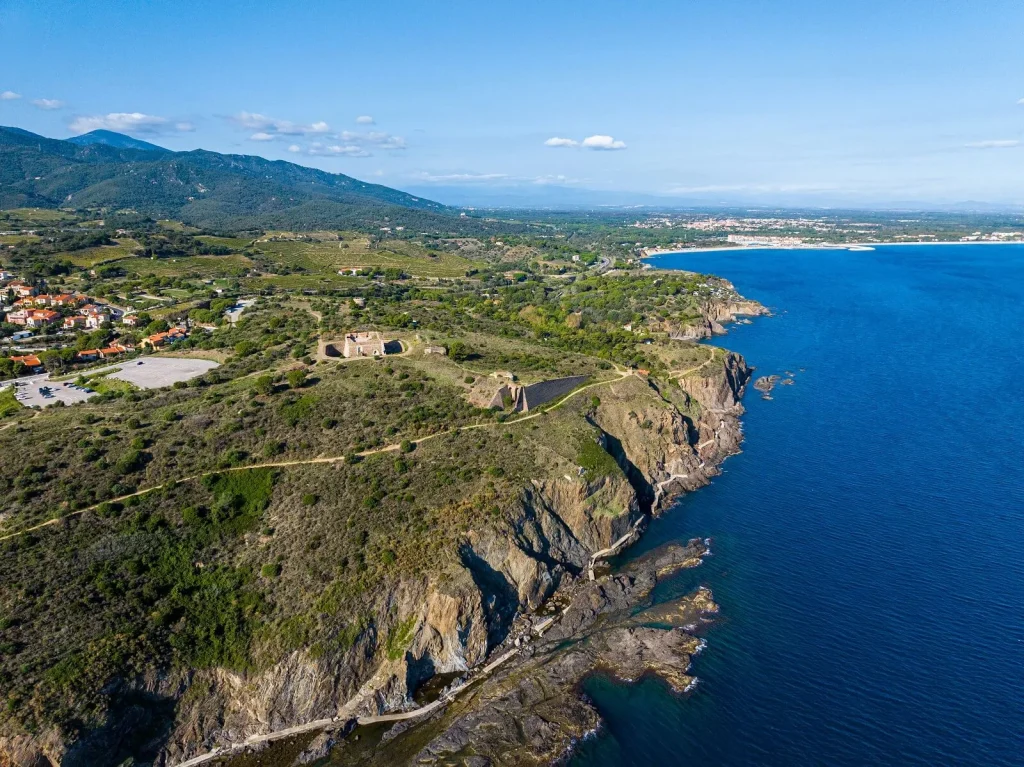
left=571, top=243, right=1024, bottom=766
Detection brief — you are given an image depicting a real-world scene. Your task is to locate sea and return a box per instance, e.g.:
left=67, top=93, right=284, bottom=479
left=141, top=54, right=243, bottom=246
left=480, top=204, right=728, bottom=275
left=570, top=243, right=1024, bottom=766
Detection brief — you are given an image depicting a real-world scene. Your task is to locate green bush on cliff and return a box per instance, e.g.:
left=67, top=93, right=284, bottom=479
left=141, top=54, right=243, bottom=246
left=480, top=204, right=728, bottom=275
left=577, top=437, right=619, bottom=480
left=384, top=615, right=417, bottom=661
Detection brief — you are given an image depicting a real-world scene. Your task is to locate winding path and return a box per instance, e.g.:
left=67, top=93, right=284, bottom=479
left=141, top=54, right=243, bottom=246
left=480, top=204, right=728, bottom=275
left=0, top=371, right=633, bottom=543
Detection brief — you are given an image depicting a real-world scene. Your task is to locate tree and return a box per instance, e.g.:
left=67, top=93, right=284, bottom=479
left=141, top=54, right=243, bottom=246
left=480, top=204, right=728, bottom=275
left=286, top=369, right=307, bottom=389
left=449, top=341, right=469, bottom=362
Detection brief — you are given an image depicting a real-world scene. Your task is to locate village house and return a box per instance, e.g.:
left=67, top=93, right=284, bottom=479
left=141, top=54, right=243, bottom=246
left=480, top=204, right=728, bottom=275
left=121, top=315, right=140, bottom=327
left=80, top=304, right=111, bottom=330
left=10, top=354, right=42, bottom=371
left=9, top=282, right=36, bottom=298
left=5, top=308, right=60, bottom=328
left=75, top=349, right=101, bottom=362
left=51, top=293, right=84, bottom=308
left=100, top=343, right=132, bottom=357
left=63, top=316, right=87, bottom=329
left=341, top=331, right=386, bottom=358
left=140, top=327, right=188, bottom=348
left=0, top=270, right=14, bottom=282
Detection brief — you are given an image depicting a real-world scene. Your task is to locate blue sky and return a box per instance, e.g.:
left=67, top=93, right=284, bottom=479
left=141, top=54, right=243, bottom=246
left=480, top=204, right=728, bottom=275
left=1, top=0, right=1023, bottom=205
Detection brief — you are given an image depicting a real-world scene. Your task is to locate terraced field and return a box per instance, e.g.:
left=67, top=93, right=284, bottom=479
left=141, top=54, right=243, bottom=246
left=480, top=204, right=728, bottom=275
left=256, top=235, right=480, bottom=278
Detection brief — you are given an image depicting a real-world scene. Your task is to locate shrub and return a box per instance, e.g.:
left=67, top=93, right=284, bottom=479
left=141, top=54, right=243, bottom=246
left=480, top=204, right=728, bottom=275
left=234, top=340, right=258, bottom=357
left=261, top=563, right=282, bottom=578
left=252, top=375, right=274, bottom=396
left=301, top=493, right=318, bottom=506
left=399, top=439, right=415, bottom=453
left=115, top=449, right=146, bottom=475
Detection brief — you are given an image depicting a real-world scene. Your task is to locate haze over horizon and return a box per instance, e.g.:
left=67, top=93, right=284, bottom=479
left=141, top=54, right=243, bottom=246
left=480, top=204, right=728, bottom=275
left=2, top=0, right=1023, bottom=208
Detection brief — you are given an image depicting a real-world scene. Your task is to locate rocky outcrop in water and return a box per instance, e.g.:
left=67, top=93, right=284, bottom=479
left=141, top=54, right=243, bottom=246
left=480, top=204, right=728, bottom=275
left=407, top=541, right=717, bottom=766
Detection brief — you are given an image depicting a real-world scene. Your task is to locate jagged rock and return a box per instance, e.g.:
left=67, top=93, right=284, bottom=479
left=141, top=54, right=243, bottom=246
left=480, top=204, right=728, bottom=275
left=293, top=731, right=335, bottom=765
left=410, top=540, right=717, bottom=766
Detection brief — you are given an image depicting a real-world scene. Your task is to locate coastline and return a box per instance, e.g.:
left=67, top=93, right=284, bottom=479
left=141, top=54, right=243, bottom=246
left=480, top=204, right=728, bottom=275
left=642, top=238, right=1024, bottom=259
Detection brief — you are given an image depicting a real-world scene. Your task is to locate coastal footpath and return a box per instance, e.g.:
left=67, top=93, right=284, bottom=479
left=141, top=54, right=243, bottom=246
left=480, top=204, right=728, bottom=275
left=166, top=346, right=752, bottom=767
left=0, top=293, right=761, bottom=767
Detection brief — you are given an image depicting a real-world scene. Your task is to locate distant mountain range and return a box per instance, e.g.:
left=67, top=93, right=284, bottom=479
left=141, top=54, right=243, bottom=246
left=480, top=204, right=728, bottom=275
left=66, top=129, right=169, bottom=152
left=0, top=126, right=463, bottom=232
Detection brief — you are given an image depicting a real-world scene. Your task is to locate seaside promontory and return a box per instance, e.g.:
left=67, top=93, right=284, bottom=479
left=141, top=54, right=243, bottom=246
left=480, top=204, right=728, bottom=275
left=0, top=260, right=762, bottom=767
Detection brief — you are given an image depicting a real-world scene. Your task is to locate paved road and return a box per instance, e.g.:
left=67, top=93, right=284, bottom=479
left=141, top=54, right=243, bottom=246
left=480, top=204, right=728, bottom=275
left=224, top=299, right=255, bottom=325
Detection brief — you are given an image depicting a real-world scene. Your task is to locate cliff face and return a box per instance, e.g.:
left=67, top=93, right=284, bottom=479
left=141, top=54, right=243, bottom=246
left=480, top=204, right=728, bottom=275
left=651, top=294, right=769, bottom=340
left=0, top=352, right=751, bottom=767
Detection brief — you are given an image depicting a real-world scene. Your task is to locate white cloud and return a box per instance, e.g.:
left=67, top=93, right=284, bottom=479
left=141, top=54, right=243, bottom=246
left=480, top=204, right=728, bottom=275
left=532, top=174, right=581, bottom=185
left=965, top=139, right=1019, bottom=149
left=287, top=144, right=301, bottom=153
left=544, top=137, right=579, bottom=148
left=356, top=115, right=375, bottom=124
left=581, top=134, right=626, bottom=150
left=413, top=172, right=510, bottom=183
left=1018, top=98, right=1024, bottom=105
left=228, top=111, right=331, bottom=137
left=335, top=130, right=406, bottom=149
left=249, top=132, right=276, bottom=141
left=175, top=121, right=195, bottom=132
left=67, top=112, right=192, bottom=136
left=0, top=91, right=21, bottom=100
left=307, top=142, right=371, bottom=158
left=31, top=98, right=64, bottom=110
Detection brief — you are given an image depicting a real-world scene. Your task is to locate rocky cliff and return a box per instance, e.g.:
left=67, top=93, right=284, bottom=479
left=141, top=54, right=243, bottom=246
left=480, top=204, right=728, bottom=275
left=0, top=351, right=752, bottom=767
left=651, top=292, right=769, bottom=340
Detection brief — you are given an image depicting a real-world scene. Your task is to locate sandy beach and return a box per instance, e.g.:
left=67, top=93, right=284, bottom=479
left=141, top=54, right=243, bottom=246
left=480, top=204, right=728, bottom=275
left=642, top=239, right=1024, bottom=259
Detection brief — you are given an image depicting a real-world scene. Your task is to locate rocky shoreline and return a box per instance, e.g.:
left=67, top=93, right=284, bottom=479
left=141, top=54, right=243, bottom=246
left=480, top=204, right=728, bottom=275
left=200, top=346, right=754, bottom=767
left=0, top=297, right=760, bottom=767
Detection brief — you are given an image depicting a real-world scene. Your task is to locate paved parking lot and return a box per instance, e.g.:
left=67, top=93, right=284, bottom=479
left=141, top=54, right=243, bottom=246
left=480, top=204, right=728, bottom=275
left=105, top=357, right=219, bottom=388
left=3, top=356, right=220, bottom=409
left=6, top=374, right=95, bottom=408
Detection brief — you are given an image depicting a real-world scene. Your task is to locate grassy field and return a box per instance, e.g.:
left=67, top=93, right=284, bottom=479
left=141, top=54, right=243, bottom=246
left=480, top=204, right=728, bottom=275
left=242, top=272, right=361, bottom=291
left=2, top=207, right=76, bottom=222
left=116, top=253, right=255, bottom=278
left=0, top=233, right=40, bottom=245
left=157, top=219, right=202, bottom=233
left=62, top=238, right=141, bottom=267
left=256, top=236, right=480, bottom=278
left=197, top=235, right=254, bottom=249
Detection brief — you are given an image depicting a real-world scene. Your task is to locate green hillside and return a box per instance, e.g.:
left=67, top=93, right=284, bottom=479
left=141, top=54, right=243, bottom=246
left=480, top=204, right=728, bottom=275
left=0, top=127, right=482, bottom=233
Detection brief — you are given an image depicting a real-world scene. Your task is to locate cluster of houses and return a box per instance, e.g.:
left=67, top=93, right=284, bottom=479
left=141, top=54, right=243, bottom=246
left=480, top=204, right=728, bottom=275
left=2, top=283, right=119, bottom=331
left=2, top=276, right=193, bottom=371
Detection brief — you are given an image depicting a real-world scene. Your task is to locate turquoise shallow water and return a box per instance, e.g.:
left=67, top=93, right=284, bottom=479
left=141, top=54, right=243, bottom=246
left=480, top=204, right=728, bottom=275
left=570, top=244, right=1024, bottom=766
